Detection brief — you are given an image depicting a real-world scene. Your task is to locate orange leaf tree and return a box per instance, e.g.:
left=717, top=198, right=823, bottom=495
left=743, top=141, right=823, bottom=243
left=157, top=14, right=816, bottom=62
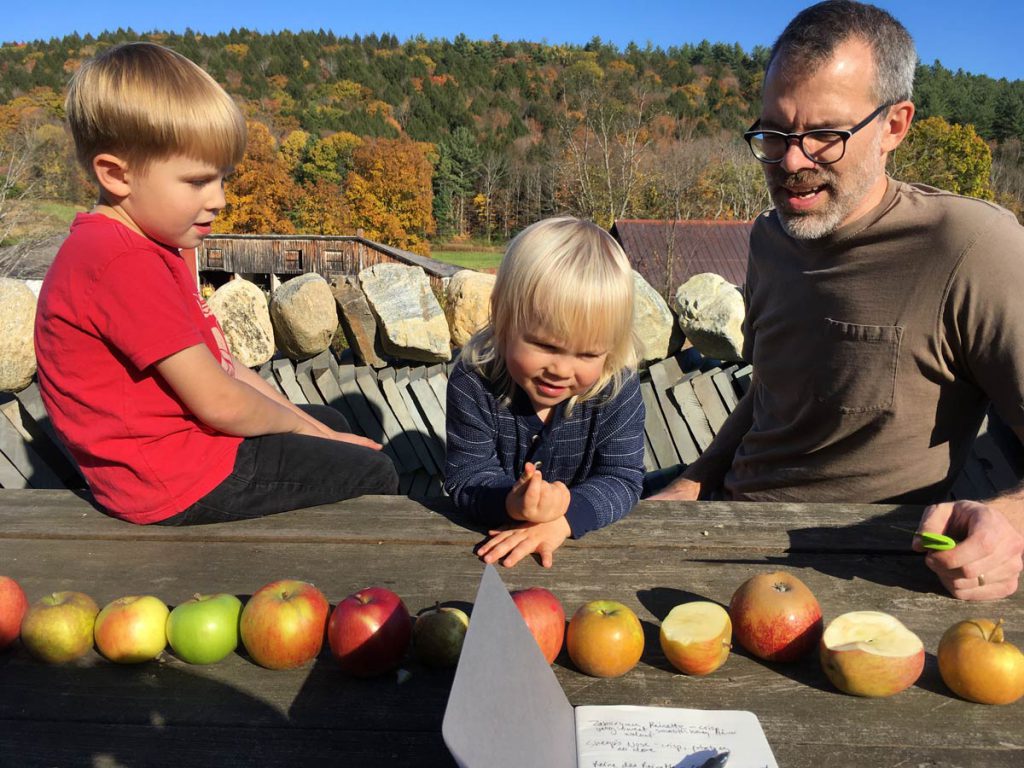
left=342, top=137, right=436, bottom=254
left=216, top=121, right=299, bottom=234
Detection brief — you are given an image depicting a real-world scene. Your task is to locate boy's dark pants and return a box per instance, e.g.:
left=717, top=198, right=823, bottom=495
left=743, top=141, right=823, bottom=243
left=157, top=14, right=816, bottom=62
left=156, top=405, right=399, bottom=525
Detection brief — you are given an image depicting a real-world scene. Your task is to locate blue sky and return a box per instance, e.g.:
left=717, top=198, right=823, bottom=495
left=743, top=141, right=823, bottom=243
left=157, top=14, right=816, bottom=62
left=5, top=1, right=1022, bottom=82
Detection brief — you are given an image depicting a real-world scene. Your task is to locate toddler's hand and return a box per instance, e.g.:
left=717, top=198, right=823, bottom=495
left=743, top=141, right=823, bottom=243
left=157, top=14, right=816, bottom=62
left=506, top=464, right=569, bottom=523
left=477, top=517, right=572, bottom=568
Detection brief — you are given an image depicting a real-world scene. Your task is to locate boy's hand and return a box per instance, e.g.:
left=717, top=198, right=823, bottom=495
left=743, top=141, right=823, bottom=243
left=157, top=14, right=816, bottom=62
left=298, top=421, right=382, bottom=450
left=476, top=517, right=572, bottom=568
left=506, top=463, right=570, bottom=523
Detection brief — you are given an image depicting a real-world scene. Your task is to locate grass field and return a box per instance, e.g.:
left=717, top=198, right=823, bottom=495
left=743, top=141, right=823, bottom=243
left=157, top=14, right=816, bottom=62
left=431, top=250, right=504, bottom=270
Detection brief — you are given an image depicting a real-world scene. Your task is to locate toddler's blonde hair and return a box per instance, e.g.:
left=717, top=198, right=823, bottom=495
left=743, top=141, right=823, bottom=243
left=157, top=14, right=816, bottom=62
left=461, top=216, right=640, bottom=414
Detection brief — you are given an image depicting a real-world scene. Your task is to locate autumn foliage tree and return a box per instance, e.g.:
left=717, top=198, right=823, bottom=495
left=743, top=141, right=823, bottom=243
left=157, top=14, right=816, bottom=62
left=889, top=116, right=995, bottom=200
left=216, top=121, right=299, bottom=234
left=343, top=137, right=436, bottom=254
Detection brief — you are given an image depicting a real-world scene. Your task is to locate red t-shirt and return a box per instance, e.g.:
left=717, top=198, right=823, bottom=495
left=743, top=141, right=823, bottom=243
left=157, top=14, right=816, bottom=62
left=34, top=213, right=242, bottom=523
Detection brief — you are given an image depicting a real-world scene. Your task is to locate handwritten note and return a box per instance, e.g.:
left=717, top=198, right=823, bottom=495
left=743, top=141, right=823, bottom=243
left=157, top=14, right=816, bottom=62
left=574, top=705, right=778, bottom=768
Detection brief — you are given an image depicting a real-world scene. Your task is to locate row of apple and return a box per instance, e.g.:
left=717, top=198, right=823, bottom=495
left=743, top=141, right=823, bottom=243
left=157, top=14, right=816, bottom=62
left=0, top=575, right=429, bottom=674
left=517, top=570, right=1023, bottom=707
left=3, top=570, right=1022, bottom=706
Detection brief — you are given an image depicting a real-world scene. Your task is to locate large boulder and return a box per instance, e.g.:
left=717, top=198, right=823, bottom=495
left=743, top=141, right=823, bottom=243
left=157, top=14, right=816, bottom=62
left=673, top=273, right=746, bottom=362
left=0, top=278, right=37, bottom=392
left=359, top=263, right=451, bottom=363
left=445, top=269, right=495, bottom=347
left=207, top=278, right=275, bottom=368
left=269, top=273, right=339, bottom=361
left=633, top=271, right=682, bottom=364
left=332, top=276, right=386, bottom=368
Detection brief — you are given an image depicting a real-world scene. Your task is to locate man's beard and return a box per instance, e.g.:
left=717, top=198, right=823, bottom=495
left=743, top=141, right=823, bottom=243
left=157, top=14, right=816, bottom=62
left=766, top=132, right=883, bottom=240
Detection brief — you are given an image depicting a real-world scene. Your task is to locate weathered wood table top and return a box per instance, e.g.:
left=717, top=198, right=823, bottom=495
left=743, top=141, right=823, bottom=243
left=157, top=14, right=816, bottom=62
left=1, top=491, right=1021, bottom=767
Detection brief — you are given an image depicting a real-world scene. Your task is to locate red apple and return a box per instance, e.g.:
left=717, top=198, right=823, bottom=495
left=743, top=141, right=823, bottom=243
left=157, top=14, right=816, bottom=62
left=511, top=586, right=565, bottom=664
left=729, top=571, right=823, bottom=662
left=240, top=579, right=329, bottom=670
left=94, top=595, right=170, bottom=664
left=20, top=591, right=99, bottom=663
left=328, top=586, right=412, bottom=677
left=0, top=576, right=28, bottom=651
left=567, top=600, right=645, bottom=678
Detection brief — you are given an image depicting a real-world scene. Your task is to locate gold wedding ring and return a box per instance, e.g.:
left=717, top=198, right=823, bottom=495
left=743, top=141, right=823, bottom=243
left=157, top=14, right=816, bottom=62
left=978, top=573, right=986, bottom=587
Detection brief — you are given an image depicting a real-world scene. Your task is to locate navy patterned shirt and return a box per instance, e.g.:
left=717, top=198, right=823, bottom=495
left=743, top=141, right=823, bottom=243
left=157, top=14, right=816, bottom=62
left=444, top=359, right=646, bottom=538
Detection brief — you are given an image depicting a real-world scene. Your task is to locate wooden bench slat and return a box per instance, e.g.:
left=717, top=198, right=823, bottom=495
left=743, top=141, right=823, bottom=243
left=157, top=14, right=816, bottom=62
left=354, top=366, right=421, bottom=473
left=393, top=375, right=446, bottom=474
left=335, top=364, right=387, bottom=444
left=380, top=377, right=441, bottom=475
left=13, top=382, right=83, bottom=479
left=409, top=378, right=447, bottom=446
left=310, top=364, right=359, bottom=428
left=671, top=378, right=715, bottom=452
left=293, top=359, right=326, bottom=405
left=646, top=363, right=699, bottom=465
left=271, top=359, right=308, bottom=404
left=639, top=381, right=680, bottom=469
left=691, top=371, right=730, bottom=434
left=0, top=408, right=64, bottom=489
left=712, top=368, right=740, bottom=412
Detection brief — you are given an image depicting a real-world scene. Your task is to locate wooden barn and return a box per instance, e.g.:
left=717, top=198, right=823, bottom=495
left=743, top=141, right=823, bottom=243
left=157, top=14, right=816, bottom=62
left=196, top=233, right=462, bottom=291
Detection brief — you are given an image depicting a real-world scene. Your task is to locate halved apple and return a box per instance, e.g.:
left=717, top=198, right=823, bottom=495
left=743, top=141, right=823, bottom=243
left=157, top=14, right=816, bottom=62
left=820, top=611, right=924, bottom=697
left=660, top=601, right=731, bottom=676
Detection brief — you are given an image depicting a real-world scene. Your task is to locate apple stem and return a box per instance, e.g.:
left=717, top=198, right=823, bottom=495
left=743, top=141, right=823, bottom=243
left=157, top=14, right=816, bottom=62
left=193, top=593, right=202, bottom=601
left=991, top=618, right=1005, bottom=643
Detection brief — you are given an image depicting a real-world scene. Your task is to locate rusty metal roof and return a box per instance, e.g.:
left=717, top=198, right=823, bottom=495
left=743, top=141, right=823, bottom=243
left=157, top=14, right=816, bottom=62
left=611, top=219, right=752, bottom=296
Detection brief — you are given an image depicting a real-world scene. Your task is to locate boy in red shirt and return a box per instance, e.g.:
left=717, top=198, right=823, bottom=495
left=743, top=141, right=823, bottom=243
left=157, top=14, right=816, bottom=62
left=34, top=42, right=397, bottom=525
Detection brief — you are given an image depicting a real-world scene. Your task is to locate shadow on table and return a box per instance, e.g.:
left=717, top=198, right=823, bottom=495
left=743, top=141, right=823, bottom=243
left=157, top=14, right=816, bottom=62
left=688, top=503, right=947, bottom=595
left=1, top=639, right=458, bottom=768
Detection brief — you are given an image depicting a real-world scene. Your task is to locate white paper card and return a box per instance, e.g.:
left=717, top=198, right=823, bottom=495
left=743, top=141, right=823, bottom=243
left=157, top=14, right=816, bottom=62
left=575, top=704, right=778, bottom=768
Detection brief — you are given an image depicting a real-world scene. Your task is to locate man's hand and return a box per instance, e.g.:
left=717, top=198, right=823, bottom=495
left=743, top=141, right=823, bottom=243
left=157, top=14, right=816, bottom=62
left=505, top=463, right=570, bottom=523
left=648, top=476, right=702, bottom=501
left=476, top=517, right=572, bottom=568
left=918, top=500, right=1024, bottom=600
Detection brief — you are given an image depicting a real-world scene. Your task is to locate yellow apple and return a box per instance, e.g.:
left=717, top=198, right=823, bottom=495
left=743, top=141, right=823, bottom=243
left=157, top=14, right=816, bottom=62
left=819, top=611, right=924, bottom=697
left=94, top=595, right=169, bottom=664
left=567, top=600, right=644, bottom=678
left=938, top=618, right=1024, bottom=705
left=659, top=601, right=731, bottom=676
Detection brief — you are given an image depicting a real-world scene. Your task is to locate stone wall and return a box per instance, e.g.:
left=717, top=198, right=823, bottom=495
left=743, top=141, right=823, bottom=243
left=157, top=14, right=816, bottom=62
left=1, top=264, right=746, bottom=392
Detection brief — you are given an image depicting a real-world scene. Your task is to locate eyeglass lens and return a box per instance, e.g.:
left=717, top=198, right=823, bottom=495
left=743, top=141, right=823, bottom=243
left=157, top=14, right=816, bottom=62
left=749, top=131, right=847, bottom=163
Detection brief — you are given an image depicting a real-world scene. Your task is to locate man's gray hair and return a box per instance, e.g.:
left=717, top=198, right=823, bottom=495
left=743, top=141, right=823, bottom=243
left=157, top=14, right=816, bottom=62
left=766, top=0, right=917, bottom=105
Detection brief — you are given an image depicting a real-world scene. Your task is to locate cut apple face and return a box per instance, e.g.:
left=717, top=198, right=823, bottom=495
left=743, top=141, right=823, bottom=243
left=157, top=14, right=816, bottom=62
left=820, top=611, right=924, bottom=697
left=660, top=601, right=731, bottom=676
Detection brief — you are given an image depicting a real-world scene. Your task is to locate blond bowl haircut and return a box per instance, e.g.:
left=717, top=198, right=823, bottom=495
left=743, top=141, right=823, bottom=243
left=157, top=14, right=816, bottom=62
left=460, top=216, right=640, bottom=416
left=66, top=42, right=247, bottom=176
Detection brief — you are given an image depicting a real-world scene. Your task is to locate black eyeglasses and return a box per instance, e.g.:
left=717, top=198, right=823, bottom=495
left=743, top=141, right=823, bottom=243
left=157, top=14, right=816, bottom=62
left=743, top=103, right=891, bottom=165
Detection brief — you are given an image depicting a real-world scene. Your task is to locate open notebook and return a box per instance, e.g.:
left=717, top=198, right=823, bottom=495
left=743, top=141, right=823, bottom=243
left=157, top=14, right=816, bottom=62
left=442, top=565, right=779, bottom=768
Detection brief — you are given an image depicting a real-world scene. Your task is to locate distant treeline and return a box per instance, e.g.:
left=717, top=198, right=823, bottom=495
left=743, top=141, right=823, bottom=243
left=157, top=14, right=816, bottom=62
left=2, top=29, right=1022, bottom=271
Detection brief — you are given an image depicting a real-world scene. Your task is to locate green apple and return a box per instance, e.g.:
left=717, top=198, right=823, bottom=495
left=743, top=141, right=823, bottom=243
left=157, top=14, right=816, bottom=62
left=20, top=591, right=99, bottom=663
left=94, top=595, right=169, bottom=664
left=414, top=605, right=469, bottom=668
left=166, top=593, right=244, bottom=665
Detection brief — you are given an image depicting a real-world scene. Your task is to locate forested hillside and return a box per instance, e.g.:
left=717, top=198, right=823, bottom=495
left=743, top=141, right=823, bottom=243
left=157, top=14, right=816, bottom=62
left=2, top=28, right=1023, bottom=254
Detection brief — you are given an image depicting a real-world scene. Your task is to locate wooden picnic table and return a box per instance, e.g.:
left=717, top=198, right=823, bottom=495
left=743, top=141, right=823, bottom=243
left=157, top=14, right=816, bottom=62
left=1, top=490, right=1021, bottom=767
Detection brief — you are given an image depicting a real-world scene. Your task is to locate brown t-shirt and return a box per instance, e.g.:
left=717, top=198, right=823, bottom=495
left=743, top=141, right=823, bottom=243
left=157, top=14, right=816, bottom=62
left=725, top=179, right=1024, bottom=504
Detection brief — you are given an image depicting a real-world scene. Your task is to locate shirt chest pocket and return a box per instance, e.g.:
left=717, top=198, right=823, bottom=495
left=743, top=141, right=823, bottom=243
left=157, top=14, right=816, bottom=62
left=815, top=319, right=902, bottom=414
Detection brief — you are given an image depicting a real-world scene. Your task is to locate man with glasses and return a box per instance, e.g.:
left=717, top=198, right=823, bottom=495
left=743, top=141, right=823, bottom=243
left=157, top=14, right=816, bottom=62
left=654, top=1, right=1024, bottom=601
